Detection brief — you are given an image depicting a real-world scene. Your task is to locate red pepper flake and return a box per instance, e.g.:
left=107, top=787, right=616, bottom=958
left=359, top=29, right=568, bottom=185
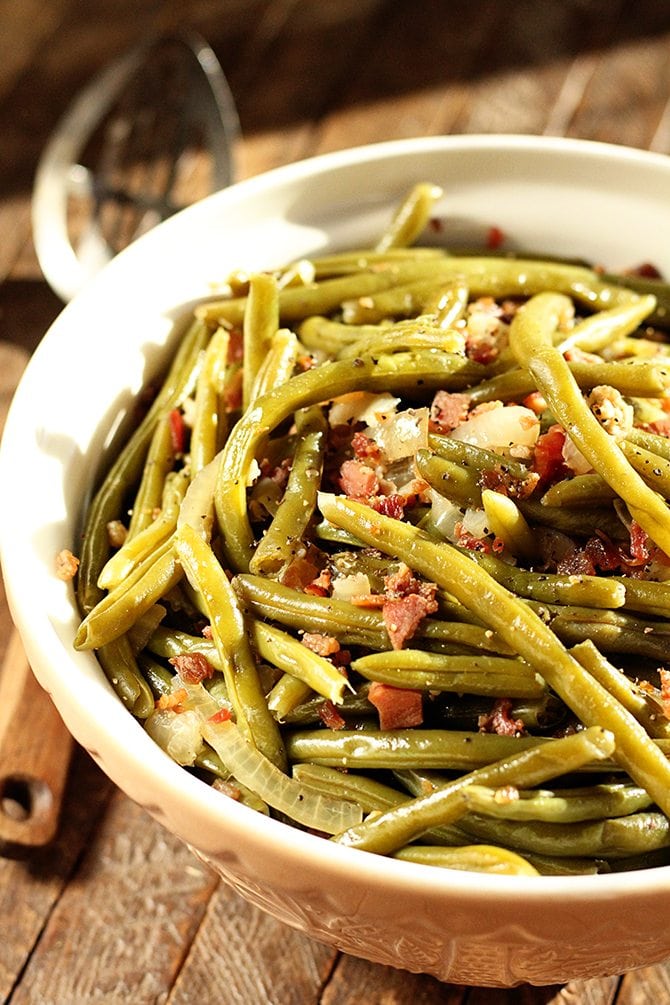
left=169, top=652, right=215, bottom=684
left=169, top=408, right=186, bottom=454
left=486, top=225, right=505, bottom=250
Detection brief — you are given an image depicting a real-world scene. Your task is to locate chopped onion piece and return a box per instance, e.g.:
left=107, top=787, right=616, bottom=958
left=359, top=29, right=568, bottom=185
left=429, top=489, right=462, bottom=542
left=328, top=391, right=399, bottom=427
left=368, top=407, right=429, bottom=462
left=562, top=434, right=593, bottom=474
left=202, top=717, right=363, bottom=834
left=461, top=507, right=491, bottom=540
left=145, top=708, right=204, bottom=766
left=177, top=450, right=222, bottom=541
left=331, top=572, right=372, bottom=601
left=451, top=403, right=539, bottom=454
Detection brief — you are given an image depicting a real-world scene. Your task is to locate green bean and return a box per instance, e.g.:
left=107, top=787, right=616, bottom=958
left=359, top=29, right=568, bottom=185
left=98, top=635, right=155, bottom=718
left=250, top=327, right=299, bottom=401
left=458, top=810, right=670, bottom=859
left=317, top=492, right=670, bottom=816
left=375, top=182, right=443, bottom=252
left=468, top=551, right=626, bottom=610
left=339, top=324, right=465, bottom=360
left=556, top=295, right=657, bottom=354
left=126, top=412, right=176, bottom=539
left=423, top=278, right=470, bottom=328
left=147, top=625, right=221, bottom=667
left=330, top=726, right=613, bottom=854
left=621, top=440, right=670, bottom=498
left=242, top=272, right=279, bottom=409
left=266, top=674, right=314, bottom=721
left=251, top=621, right=350, bottom=705
left=250, top=406, right=326, bottom=576
left=175, top=523, right=286, bottom=770
left=540, top=472, right=616, bottom=508
left=198, top=257, right=637, bottom=328
left=601, top=271, right=670, bottom=328
left=547, top=607, right=670, bottom=662
left=191, top=327, right=230, bottom=475
left=462, top=781, right=652, bottom=823
left=427, top=433, right=536, bottom=483
left=570, top=639, right=670, bottom=740
left=75, top=537, right=181, bottom=650
left=613, top=577, right=670, bottom=618
left=350, top=650, right=545, bottom=698
left=308, top=247, right=448, bottom=278
left=98, top=470, right=189, bottom=590
left=392, top=844, right=540, bottom=875
left=467, top=359, right=669, bottom=405
left=509, top=292, right=670, bottom=555
left=626, top=426, right=670, bottom=463
left=137, top=652, right=174, bottom=697
left=215, top=350, right=486, bottom=572
left=77, top=317, right=208, bottom=616
left=481, top=488, right=536, bottom=560
left=280, top=686, right=376, bottom=726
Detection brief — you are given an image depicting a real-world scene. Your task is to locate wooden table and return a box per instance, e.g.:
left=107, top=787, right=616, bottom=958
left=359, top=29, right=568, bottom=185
left=2, top=2, right=670, bottom=1001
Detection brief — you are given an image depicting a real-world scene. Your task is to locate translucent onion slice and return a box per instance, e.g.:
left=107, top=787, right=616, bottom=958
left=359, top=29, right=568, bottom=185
left=177, top=450, right=222, bottom=541
left=202, top=717, right=363, bottom=834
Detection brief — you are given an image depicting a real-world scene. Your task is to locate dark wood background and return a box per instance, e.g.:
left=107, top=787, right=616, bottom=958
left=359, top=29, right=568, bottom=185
left=2, top=1, right=670, bottom=1001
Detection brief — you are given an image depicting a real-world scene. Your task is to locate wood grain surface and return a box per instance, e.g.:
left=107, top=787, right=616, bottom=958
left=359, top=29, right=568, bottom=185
left=2, top=1, right=670, bottom=1002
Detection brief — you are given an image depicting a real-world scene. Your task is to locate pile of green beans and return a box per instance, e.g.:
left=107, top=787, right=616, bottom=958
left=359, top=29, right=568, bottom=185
left=74, top=182, right=670, bottom=875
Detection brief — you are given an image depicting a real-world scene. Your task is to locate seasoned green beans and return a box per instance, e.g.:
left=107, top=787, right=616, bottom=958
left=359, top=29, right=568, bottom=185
left=73, top=181, right=670, bottom=874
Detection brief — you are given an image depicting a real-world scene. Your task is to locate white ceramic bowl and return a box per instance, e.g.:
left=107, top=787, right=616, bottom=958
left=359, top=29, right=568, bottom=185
left=3, top=135, right=670, bottom=987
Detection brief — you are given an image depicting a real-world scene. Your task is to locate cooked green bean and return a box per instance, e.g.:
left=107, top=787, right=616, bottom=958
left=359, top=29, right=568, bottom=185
left=392, top=843, right=539, bottom=875
left=250, top=406, right=326, bottom=576
left=252, top=621, right=350, bottom=705
left=317, top=493, right=670, bottom=816
left=175, top=523, right=286, bottom=770
left=126, top=412, right=176, bottom=539
left=330, top=726, right=613, bottom=853
left=540, top=472, right=616, bottom=508
left=191, top=327, right=230, bottom=475
left=350, top=650, right=545, bottom=698
left=242, top=272, right=280, bottom=409
left=468, top=359, right=669, bottom=405
left=375, top=182, right=443, bottom=252
left=462, top=781, right=652, bottom=823
left=556, top=295, right=657, bottom=354
left=250, top=327, right=299, bottom=401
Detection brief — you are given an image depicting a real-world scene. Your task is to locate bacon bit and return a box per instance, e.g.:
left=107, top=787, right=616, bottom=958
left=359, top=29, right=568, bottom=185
left=296, top=354, right=316, bottom=371
left=157, top=687, right=189, bottom=712
left=281, top=556, right=320, bottom=590
left=208, top=707, right=232, bottom=724
left=302, top=632, right=341, bottom=657
left=641, top=416, right=670, bottom=437
left=556, top=547, right=596, bottom=576
left=202, top=624, right=213, bottom=639
left=429, top=390, right=471, bottom=434
left=106, top=519, right=127, bottom=548
left=486, top=225, right=505, bottom=250
left=169, top=408, right=186, bottom=454
left=319, top=699, right=347, bottom=730
left=350, top=592, right=387, bottom=607
left=626, top=262, right=663, bottom=279
left=339, top=459, right=380, bottom=498
left=659, top=669, right=670, bottom=719
left=368, top=682, right=423, bottom=730
left=351, top=430, right=382, bottom=462
left=383, top=593, right=437, bottom=650
left=532, top=424, right=569, bottom=486
left=169, top=652, right=215, bottom=684
left=223, top=367, right=243, bottom=411
left=630, top=521, right=652, bottom=564
left=478, top=698, right=526, bottom=737
left=368, top=493, right=406, bottom=519
left=455, top=525, right=493, bottom=553
left=55, top=548, right=80, bottom=581
left=563, top=347, right=601, bottom=364
left=304, top=567, right=332, bottom=597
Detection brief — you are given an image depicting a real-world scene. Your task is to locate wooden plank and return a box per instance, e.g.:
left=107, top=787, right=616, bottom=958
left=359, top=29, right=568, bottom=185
left=467, top=976, right=620, bottom=1004
left=8, top=792, right=218, bottom=1004
left=618, top=963, right=670, bottom=1003
left=0, top=747, right=113, bottom=1003
left=166, top=879, right=336, bottom=1005
left=322, top=953, right=467, bottom=1004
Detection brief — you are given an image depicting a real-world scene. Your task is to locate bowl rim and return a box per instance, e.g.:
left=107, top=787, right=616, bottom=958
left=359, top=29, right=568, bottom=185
left=3, top=131, right=670, bottom=902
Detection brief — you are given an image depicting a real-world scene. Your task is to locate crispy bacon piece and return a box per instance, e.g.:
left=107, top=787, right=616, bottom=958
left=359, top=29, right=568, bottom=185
left=304, top=567, right=332, bottom=597
left=629, top=521, right=651, bottom=564
left=351, top=430, right=382, bottom=462
left=339, top=459, right=380, bottom=498
left=532, top=424, right=568, bottom=486
left=478, top=698, right=526, bottom=737
left=157, top=687, right=189, bottom=712
left=319, top=699, right=346, bottom=731
left=55, top=548, right=80, bottom=581
left=660, top=669, right=670, bottom=720
left=479, top=465, right=539, bottom=500
left=281, top=556, right=320, bottom=590
left=169, top=652, right=214, bottom=684
left=302, top=632, right=341, bottom=657
left=383, top=593, right=437, bottom=650
left=430, top=390, right=470, bottom=434
left=368, top=493, right=406, bottom=519
left=368, top=682, right=423, bottom=730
